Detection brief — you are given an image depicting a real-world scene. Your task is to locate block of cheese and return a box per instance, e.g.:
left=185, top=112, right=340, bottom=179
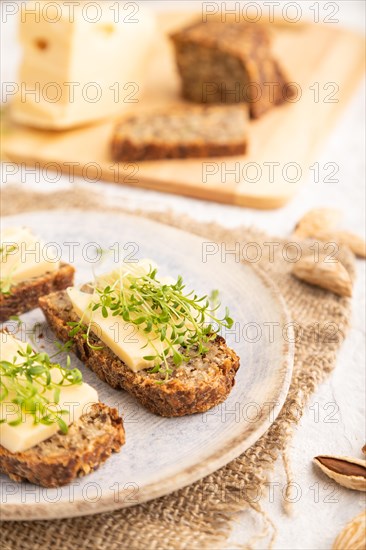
left=0, top=226, right=60, bottom=286
left=67, top=259, right=178, bottom=372
left=12, top=0, right=156, bottom=129
left=0, top=333, right=98, bottom=453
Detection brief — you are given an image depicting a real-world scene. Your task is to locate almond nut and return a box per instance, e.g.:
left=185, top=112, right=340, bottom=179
left=313, top=230, right=366, bottom=259
left=314, top=455, right=366, bottom=491
left=333, top=511, right=366, bottom=550
left=292, top=256, right=353, bottom=297
left=293, top=208, right=342, bottom=238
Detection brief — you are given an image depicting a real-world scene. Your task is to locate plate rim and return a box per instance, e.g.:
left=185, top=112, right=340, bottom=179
left=0, top=210, right=294, bottom=521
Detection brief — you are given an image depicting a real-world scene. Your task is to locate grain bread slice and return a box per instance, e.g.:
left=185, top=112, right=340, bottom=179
left=39, top=290, right=240, bottom=417
left=170, top=20, right=294, bottom=119
left=111, top=105, right=248, bottom=161
left=0, top=263, right=75, bottom=323
left=0, top=403, right=125, bottom=488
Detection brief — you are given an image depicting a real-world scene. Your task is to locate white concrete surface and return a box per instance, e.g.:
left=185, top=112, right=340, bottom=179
left=1, top=2, right=365, bottom=548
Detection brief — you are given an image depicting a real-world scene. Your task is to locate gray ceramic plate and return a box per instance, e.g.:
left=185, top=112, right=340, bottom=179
left=0, top=210, right=293, bottom=520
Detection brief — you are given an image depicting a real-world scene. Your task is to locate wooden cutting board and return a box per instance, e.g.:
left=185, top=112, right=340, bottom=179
left=3, top=13, right=365, bottom=208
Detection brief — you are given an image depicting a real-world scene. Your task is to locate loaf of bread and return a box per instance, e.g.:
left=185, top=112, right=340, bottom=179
left=39, top=290, right=240, bottom=417
left=170, top=21, right=293, bottom=119
left=111, top=105, right=248, bottom=161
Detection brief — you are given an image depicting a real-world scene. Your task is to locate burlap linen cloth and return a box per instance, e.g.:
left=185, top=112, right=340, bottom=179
left=0, top=188, right=355, bottom=550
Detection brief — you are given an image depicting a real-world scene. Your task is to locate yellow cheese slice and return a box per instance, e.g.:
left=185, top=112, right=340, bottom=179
left=68, top=258, right=180, bottom=372
left=0, top=334, right=98, bottom=453
left=67, top=286, right=166, bottom=372
left=0, top=227, right=60, bottom=286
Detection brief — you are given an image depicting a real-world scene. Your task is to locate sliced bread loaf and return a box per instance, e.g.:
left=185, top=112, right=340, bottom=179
left=111, top=105, right=248, bottom=161
left=171, top=20, right=294, bottom=119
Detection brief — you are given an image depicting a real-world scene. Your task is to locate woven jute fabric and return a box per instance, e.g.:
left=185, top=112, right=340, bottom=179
left=0, top=187, right=355, bottom=550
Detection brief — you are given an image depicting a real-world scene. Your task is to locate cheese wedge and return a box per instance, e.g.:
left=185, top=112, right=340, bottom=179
left=0, top=227, right=60, bottom=286
left=12, top=0, right=156, bottom=129
left=0, top=333, right=98, bottom=453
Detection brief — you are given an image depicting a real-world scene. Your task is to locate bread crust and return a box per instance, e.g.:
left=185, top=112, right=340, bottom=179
left=0, top=263, right=75, bottom=323
left=0, top=403, right=125, bottom=488
left=39, top=290, right=240, bottom=417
